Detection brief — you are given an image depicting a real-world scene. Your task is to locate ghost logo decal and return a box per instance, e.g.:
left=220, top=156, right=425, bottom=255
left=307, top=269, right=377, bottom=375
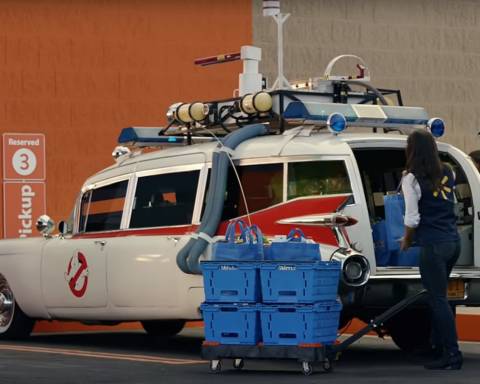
left=65, top=251, right=89, bottom=298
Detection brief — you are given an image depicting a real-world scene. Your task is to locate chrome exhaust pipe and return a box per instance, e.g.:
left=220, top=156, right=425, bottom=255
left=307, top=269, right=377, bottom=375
left=331, top=248, right=370, bottom=287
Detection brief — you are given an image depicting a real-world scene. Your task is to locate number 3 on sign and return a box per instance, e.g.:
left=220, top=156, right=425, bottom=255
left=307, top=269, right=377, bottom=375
left=12, top=148, right=37, bottom=176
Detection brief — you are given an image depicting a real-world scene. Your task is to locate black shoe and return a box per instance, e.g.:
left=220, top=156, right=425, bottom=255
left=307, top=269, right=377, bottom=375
left=431, top=346, right=444, bottom=360
left=424, top=351, right=463, bottom=370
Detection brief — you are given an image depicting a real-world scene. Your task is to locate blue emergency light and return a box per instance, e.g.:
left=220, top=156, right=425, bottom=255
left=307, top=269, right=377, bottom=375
left=283, top=101, right=433, bottom=130
left=327, top=113, right=347, bottom=134
left=426, top=118, right=445, bottom=138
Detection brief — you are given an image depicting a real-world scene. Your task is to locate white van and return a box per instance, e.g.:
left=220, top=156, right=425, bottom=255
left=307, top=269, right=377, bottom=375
left=0, top=54, right=479, bottom=352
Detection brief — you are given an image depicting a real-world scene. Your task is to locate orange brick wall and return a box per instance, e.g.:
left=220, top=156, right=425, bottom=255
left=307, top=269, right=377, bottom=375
left=0, top=0, right=252, bottom=236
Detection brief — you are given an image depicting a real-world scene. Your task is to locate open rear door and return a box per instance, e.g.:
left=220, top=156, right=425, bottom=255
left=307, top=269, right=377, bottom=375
left=440, top=144, right=479, bottom=267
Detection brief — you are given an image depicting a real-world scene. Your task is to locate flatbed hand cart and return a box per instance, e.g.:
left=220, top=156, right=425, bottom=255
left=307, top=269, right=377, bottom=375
left=202, top=289, right=428, bottom=375
left=203, top=343, right=333, bottom=375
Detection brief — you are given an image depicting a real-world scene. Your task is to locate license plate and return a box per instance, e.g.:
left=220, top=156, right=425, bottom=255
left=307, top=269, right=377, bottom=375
left=447, top=280, right=465, bottom=300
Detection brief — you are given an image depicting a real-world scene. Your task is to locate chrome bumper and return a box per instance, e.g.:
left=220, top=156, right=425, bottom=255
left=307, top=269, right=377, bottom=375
left=344, top=267, right=480, bottom=308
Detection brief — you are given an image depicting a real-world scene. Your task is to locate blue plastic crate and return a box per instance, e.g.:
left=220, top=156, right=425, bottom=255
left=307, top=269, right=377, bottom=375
left=201, top=303, right=261, bottom=345
left=201, top=261, right=261, bottom=303
left=260, top=262, right=340, bottom=303
left=260, top=302, right=342, bottom=346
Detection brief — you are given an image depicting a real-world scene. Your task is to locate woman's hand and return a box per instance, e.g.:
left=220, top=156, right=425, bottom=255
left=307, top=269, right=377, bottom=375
left=400, top=237, right=412, bottom=251
left=400, top=226, right=416, bottom=251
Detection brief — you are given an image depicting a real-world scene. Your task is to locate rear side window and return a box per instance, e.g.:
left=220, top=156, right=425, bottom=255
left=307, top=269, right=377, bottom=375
left=79, top=180, right=128, bottom=233
left=130, top=170, right=200, bottom=228
left=287, top=160, right=351, bottom=199
left=221, top=163, right=283, bottom=220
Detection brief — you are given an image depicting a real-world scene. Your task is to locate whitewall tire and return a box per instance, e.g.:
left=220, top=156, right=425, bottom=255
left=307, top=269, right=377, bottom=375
left=0, top=276, right=34, bottom=339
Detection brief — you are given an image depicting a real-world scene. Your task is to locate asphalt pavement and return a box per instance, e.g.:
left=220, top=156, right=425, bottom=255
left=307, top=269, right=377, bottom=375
left=0, top=328, right=479, bottom=384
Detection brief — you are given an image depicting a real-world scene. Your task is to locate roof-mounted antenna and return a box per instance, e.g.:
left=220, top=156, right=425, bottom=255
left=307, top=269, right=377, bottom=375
left=263, top=0, right=291, bottom=90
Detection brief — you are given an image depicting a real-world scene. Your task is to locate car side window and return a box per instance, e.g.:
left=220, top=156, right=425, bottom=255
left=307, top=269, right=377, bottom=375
left=221, top=163, right=283, bottom=220
left=78, top=180, right=128, bottom=233
left=287, top=160, right=352, bottom=199
left=130, top=170, right=200, bottom=228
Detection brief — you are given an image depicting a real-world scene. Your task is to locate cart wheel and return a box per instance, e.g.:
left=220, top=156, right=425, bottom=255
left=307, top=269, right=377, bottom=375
left=233, top=358, right=244, bottom=370
left=210, top=360, right=222, bottom=373
left=322, top=358, right=333, bottom=373
left=301, top=361, right=313, bottom=376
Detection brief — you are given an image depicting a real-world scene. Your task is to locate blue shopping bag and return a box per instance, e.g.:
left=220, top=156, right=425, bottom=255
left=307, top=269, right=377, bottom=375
left=372, top=220, right=391, bottom=266
left=264, top=228, right=320, bottom=261
left=391, top=247, right=421, bottom=266
left=212, top=220, right=264, bottom=261
left=383, top=194, right=405, bottom=252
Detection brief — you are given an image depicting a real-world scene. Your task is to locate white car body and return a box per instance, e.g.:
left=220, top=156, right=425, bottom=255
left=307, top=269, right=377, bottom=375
left=3, top=131, right=480, bottom=324
left=1, top=70, right=480, bottom=352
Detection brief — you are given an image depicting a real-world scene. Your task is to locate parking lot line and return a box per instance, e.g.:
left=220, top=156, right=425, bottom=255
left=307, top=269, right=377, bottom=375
left=0, top=344, right=205, bottom=365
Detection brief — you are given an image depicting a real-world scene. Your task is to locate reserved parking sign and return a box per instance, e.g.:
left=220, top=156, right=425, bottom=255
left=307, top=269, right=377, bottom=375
left=2, top=133, right=46, bottom=238
left=3, top=182, right=46, bottom=238
left=3, top=133, right=46, bottom=181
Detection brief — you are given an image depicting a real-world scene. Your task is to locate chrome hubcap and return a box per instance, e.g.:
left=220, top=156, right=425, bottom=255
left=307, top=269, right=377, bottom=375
left=0, top=278, right=14, bottom=329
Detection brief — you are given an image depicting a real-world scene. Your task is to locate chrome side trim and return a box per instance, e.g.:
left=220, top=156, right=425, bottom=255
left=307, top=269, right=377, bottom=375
left=369, top=274, right=422, bottom=280
left=370, top=271, right=480, bottom=280
left=276, top=213, right=354, bottom=226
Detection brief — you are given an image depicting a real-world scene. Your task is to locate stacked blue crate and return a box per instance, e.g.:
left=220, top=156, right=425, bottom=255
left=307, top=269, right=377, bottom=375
left=201, top=225, right=342, bottom=347
left=201, top=262, right=262, bottom=345
left=202, top=262, right=261, bottom=303
left=201, top=221, right=263, bottom=345
left=259, top=261, right=342, bottom=346
left=260, top=301, right=342, bottom=345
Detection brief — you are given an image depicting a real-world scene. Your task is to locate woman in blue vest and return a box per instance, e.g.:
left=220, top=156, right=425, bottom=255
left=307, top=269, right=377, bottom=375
left=400, top=129, right=462, bottom=370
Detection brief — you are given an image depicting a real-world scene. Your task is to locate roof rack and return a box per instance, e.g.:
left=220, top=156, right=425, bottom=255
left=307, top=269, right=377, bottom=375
left=116, top=49, right=445, bottom=149
left=116, top=86, right=444, bottom=148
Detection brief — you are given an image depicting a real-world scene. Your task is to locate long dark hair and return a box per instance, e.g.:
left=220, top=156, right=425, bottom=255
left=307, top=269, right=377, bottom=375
left=405, top=130, right=443, bottom=190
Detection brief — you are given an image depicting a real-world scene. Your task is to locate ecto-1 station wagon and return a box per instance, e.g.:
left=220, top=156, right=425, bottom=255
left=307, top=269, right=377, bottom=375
left=1, top=51, right=479, bottom=352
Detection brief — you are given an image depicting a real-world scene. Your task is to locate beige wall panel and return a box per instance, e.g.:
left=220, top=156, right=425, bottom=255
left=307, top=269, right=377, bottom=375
left=253, top=0, right=480, bottom=152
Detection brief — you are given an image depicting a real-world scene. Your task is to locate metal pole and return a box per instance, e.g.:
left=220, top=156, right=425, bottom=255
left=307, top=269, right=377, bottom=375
left=270, top=13, right=291, bottom=90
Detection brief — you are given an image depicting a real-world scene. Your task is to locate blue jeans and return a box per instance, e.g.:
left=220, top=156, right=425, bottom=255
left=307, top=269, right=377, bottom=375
left=419, top=241, right=461, bottom=355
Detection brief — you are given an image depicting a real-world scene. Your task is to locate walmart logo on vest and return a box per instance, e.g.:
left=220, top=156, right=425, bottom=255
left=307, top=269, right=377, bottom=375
left=433, top=175, right=452, bottom=200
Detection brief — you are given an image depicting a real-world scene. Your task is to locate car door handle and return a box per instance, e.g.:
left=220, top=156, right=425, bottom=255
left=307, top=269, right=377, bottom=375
left=94, top=240, right=107, bottom=246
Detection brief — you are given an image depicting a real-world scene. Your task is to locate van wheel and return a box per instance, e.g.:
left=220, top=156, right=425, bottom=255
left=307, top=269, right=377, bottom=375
left=0, top=276, right=34, bottom=339
left=141, top=320, right=185, bottom=338
left=385, top=309, right=432, bottom=352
